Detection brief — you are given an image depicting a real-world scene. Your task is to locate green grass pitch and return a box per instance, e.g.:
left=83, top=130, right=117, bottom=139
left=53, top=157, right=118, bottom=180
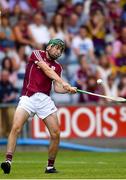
left=0, top=150, right=126, bottom=179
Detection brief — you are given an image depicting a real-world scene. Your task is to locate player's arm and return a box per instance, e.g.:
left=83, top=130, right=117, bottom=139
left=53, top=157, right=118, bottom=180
left=35, top=60, right=77, bottom=93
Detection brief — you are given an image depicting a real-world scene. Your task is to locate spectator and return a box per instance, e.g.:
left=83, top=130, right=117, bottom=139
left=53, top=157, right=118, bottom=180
left=90, top=0, right=105, bottom=14
left=104, top=43, right=114, bottom=60
left=71, top=25, right=95, bottom=63
left=8, top=0, right=31, bottom=13
left=73, top=54, right=100, bottom=102
left=49, top=13, right=66, bottom=40
left=63, top=0, right=74, bottom=16
left=118, top=74, right=126, bottom=98
left=1, top=57, right=18, bottom=86
left=29, top=12, right=50, bottom=49
left=0, top=70, right=18, bottom=103
left=67, top=13, right=80, bottom=37
left=96, top=53, right=113, bottom=82
left=55, top=3, right=66, bottom=18
left=87, top=10, right=106, bottom=55
left=49, top=13, right=71, bottom=58
left=104, top=43, right=116, bottom=68
left=9, top=4, right=22, bottom=27
left=102, top=73, right=119, bottom=100
left=121, top=3, right=126, bottom=24
left=13, top=13, right=35, bottom=49
left=107, top=0, right=122, bottom=26
left=114, top=44, right=126, bottom=75
left=0, top=14, right=15, bottom=49
left=73, top=2, right=89, bottom=26
left=112, top=25, right=126, bottom=58
left=28, top=0, right=47, bottom=20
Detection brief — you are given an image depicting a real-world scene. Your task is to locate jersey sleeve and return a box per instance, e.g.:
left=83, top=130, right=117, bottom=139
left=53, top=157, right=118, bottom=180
left=29, top=50, right=43, bottom=62
left=55, top=64, right=62, bottom=77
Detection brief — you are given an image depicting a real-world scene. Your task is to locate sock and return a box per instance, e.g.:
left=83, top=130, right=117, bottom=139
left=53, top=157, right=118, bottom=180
left=6, top=152, right=13, bottom=163
left=47, top=159, right=55, bottom=167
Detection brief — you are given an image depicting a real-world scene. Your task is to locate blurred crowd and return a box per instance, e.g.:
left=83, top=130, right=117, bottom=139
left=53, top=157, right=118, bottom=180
left=0, top=0, right=126, bottom=104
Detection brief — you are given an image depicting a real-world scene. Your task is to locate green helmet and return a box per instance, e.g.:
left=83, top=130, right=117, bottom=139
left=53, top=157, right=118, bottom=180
left=47, top=39, right=65, bottom=51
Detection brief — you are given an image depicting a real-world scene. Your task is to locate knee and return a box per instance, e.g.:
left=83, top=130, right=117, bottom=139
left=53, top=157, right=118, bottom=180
left=51, top=129, right=60, bottom=141
left=11, top=124, right=22, bottom=135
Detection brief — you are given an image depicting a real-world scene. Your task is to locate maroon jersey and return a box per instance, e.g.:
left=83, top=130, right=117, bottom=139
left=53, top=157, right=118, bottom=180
left=22, top=50, right=62, bottom=96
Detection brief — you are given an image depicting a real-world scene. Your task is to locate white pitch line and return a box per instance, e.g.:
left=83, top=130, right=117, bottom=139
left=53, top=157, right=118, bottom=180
left=13, top=160, right=107, bottom=164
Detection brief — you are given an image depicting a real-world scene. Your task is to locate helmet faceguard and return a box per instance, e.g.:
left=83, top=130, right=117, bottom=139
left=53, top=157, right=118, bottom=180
left=46, top=39, right=65, bottom=60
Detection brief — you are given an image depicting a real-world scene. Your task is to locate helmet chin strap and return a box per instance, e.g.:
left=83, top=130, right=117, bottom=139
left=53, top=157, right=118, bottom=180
left=47, top=51, right=57, bottom=60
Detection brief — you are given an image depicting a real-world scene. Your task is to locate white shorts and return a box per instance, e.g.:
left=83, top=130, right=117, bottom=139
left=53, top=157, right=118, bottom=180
left=18, top=93, right=57, bottom=119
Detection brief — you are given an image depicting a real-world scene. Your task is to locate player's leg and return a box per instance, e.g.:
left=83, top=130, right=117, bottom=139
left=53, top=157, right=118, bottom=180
left=43, top=112, right=60, bottom=173
left=1, top=107, right=30, bottom=174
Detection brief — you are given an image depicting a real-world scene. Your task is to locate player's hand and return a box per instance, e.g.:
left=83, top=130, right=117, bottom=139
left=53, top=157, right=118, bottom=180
left=62, top=82, right=77, bottom=93
left=68, top=86, right=77, bottom=94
